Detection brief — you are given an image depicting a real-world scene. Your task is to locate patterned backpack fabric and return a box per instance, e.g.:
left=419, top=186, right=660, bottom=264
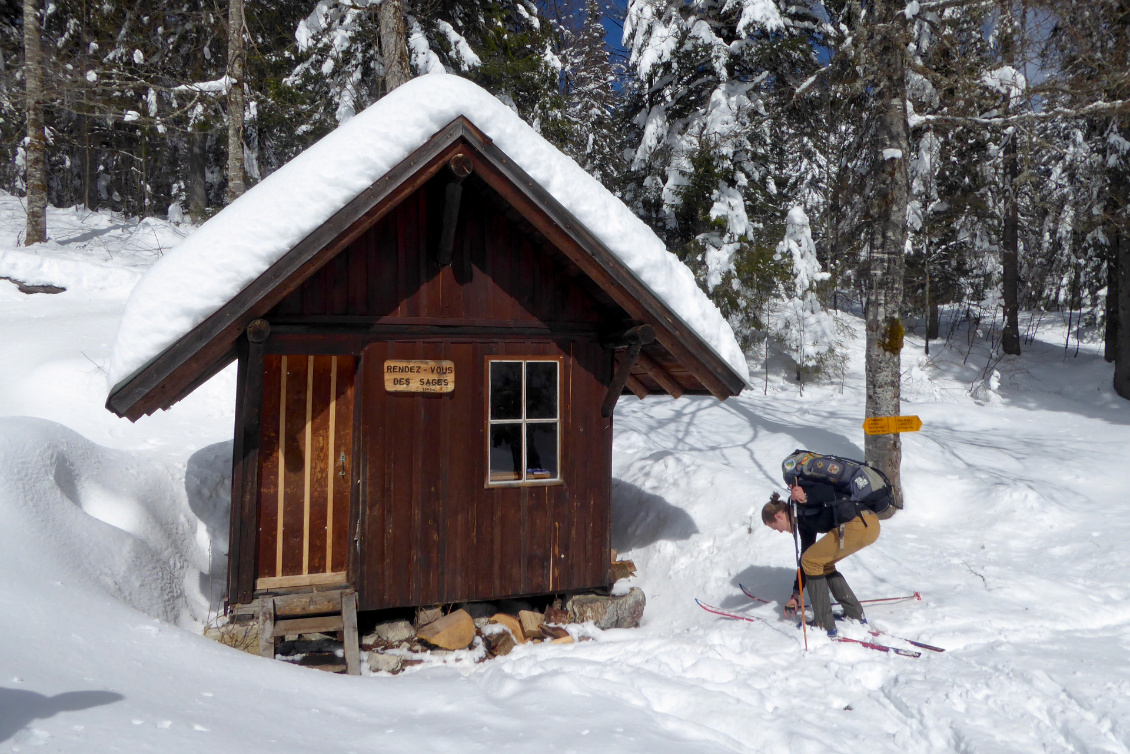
left=781, top=449, right=893, bottom=522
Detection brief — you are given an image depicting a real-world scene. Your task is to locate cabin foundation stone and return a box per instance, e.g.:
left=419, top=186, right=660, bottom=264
left=368, top=652, right=405, bottom=674
left=566, top=587, right=646, bottom=629
left=368, top=619, right=416, bottom=644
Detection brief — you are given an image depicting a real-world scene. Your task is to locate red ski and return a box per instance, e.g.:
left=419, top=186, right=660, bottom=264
left=696, top=598, right=921, bottom=658
left=738, top=583, right=944, bottom=653
left=694, top=598, right=764, bottom=623
left=833, top=636, right=921, bottom=658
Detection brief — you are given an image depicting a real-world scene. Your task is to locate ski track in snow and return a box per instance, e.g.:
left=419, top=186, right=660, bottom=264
left=1, top=197, right=1129, bottom=752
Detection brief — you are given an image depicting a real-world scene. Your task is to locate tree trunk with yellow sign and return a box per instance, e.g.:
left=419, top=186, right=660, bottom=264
left=862, top=0, right=909, bottom=514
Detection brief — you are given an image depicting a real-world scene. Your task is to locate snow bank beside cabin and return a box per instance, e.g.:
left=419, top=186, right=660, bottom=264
left=108, top=74, right=750, bottom=390
left=0, top=417, right=229, bottom=628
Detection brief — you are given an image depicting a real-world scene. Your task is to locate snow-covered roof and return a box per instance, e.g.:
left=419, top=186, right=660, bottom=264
left=108, top=74, right=749, bottom=392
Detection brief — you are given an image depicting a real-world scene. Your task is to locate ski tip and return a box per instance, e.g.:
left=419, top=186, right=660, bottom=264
left=914, top=591, right=922, bottom=601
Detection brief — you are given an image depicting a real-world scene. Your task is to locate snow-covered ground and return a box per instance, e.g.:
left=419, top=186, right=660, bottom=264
left=2, top=195, right=1129, bottom=752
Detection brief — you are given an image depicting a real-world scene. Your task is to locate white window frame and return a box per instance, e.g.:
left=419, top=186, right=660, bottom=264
left=485, top=357, right=562, bottom=487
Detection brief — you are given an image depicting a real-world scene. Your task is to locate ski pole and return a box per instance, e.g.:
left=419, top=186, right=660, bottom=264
left=790, top=497, right=807, bottom=651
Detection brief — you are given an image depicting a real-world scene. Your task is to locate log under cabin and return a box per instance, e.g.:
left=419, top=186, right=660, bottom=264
left=106, top=91, right=747, bottom=618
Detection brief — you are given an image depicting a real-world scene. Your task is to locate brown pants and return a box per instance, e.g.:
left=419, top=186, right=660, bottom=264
left=801, top=511, right=880, bottom=577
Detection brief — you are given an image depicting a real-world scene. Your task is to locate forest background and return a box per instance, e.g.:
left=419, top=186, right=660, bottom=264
left=1, top=0, right=1128, bottom=492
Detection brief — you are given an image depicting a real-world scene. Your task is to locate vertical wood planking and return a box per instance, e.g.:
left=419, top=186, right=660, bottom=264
left=415, top=343, right=444, bottom=604
left=328, top=250, right=350, bottom=315
left=591, top=340, right=613, bottom=585
left=331, top=357, right=355, bottom=574
left=497, top=341, right=521, bottom=596
left=348, top=232, right=368, bottom=315
left=372, top=215, right=400, bottom=317
left=417, top=186, right=437, bottom=317
left=517, top=235, right=535, bottom=321
left=281, top=355, right=308, bottom=576
left=565, top=341, right=583, bottom=587
left=324, top=356, right=338, bottom=572
left=302, top=357, right=315, bottom=573
left=600, top=341, right=614, bottom=584
left=386, top=343, right=415, bottom=606
left=302, top=258, right=327, bottom=314
left=306, top=356, right=332, bottom=575
left=534, top=242, right=554, bottom=322
left=276, top=356, right=289, bottom=576
left=399, top=197, right=420, bottom=317
left=443, top=341, right=474, bottom=601
left=408, top=341, right=426, bottom=603
left=477, top=343, right=499, bottom=598
left=362, top=342, right=388, bottom=605
left=465, top=208, right=487, bottom=318
left=256, top=355, right=282, bottom=580
left=229, top=347, right=247, bottom=599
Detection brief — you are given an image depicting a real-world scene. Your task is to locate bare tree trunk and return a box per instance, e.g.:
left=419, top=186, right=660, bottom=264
left=188, top=129, right=207, bottom=221
left=23, top=0, right=47, bottom=244
left=1106, top=222, right=1118, bottom=363
left=999, top=0, right=1022, bottom=355
left=226, top=0, right=245, bottom=203
left=379, top=0, right=411, bottom=92
left=1001, top=127, right=1021, bottom=354
left=1115, top=224, right=1130, bottom=399
left=864, top=0, right=909, bottom=511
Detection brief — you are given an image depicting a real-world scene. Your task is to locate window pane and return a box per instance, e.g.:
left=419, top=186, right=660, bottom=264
left=526, top=361, right=557, bottom=419
left=526, top=423, right=558, bottom=480
left=489, top=424, right=522, bottom=481
left=490, top=362, right=522, bottom=420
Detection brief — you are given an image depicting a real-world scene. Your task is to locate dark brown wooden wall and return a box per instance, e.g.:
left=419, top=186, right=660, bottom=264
left=355, top=338, right=610, bottom=610
left=270, top=176, right=613, bottom=326
left=246, top=174, right=618, bottom=610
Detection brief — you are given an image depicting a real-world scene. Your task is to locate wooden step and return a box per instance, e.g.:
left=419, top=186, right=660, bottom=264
left=272, top=615, right=344, bottom=637
left=257, top=589, right=360, bottom=675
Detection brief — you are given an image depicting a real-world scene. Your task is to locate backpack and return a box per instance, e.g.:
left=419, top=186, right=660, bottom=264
left=781, top=449, right=893, bottom=523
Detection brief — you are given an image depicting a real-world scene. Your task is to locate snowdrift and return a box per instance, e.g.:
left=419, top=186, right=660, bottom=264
left=0, top=417, right=229, bottom=627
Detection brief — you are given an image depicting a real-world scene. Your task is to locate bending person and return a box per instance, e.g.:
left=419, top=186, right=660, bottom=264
left=762, top=482, right=880, bottom=637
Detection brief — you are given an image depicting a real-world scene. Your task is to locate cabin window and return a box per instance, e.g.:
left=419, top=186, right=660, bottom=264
left=487, top=359, right=560, bottom=484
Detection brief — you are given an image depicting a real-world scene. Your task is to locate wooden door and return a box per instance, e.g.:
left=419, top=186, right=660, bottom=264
left=255, top=354, right=356, bottom=590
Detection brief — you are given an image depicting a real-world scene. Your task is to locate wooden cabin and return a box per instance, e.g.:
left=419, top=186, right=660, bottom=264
left=106, top=115, right=746, bottom=619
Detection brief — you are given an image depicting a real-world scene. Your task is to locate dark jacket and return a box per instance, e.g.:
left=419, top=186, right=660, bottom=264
left=791, top=481, right=842, bottom=596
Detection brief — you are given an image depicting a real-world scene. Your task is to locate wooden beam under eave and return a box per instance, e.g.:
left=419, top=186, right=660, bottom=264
left=636, top=350, right=684, bottom=399
left=625, top=374, right=649, bottom=399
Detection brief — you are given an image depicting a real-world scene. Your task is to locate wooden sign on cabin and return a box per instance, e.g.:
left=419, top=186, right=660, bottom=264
left=383, top=360, right=455, bottom=393
left=104, top=77, right=748, bottom=620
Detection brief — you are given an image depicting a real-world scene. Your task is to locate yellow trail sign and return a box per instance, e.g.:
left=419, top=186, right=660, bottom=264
left=862, top=415, right=923, bottom=435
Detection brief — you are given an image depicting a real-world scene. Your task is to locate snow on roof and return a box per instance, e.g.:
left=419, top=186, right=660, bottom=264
left=108, top=74, right=750, bottom=390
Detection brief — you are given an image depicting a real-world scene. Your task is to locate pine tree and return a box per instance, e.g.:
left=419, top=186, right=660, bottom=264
left=773, top=206, right=837, bottom=381
left=557, top=0, right=622, bottom=185
left=620, top=0, right=821, bottom=348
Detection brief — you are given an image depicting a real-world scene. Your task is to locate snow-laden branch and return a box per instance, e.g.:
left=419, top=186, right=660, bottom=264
left=910, top=98, right=1130, bottom=129
left=173, top=75, right=235, bottom=96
